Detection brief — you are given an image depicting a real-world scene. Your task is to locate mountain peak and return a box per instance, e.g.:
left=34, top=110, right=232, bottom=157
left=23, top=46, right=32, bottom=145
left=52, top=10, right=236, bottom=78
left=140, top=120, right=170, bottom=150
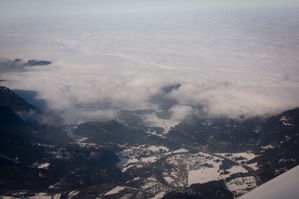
left=0, top=86, right=40, bottom=113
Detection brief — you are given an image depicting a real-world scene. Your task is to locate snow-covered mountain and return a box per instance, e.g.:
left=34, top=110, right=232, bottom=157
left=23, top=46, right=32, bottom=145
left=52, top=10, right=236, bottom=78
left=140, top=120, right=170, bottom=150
left=0, top=86, right=298, bottom=199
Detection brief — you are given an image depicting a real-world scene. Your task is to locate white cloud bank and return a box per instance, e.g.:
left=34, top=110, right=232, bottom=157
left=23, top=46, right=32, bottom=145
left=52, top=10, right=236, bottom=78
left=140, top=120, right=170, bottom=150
left=1, top=10, right=299, bottom=123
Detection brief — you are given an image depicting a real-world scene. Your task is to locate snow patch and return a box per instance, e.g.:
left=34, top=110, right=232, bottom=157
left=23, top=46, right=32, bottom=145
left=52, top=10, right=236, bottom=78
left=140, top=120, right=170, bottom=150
left=247, top=162, right=259, bottom=171
left=104, top=186, right=125, bottom=196
left=227, top=176, right=257, bottom=197
left=150, top=191, right=166, bottom=199
left=141, top=156, right=158, bottom=163
left=147, top=146, right=169, bottom=152
left=38, top=163, right=50, bottom=169
left=188, top=167, right=221, bottom=185
left=172, top=148, right=189, bottom=154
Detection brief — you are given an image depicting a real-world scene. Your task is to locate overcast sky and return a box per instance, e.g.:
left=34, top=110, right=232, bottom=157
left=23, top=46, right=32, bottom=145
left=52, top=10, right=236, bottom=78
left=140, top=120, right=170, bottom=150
left=1, top=0, right=299, bottom=17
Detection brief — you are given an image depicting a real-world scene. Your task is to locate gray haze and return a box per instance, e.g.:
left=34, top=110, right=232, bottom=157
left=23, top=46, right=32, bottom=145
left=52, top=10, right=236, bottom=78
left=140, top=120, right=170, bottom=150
left=1, top=1, right=299, bottom=17
left=1, top=3, right=299, bottom=123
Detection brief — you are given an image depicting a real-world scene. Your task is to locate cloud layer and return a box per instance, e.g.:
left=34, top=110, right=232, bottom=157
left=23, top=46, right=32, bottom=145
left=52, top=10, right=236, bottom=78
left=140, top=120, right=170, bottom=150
left=1, top=10, right=299, bottom=123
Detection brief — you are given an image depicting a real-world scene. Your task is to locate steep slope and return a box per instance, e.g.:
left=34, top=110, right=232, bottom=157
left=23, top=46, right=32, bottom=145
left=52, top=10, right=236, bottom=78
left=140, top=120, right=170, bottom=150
left=0, top=87, right=122, bottom=197
left=0, top=86, right=40, bottom=113
left=0, top=106, right=24, bottom=125
left=73, top=120, right=148, bottom=145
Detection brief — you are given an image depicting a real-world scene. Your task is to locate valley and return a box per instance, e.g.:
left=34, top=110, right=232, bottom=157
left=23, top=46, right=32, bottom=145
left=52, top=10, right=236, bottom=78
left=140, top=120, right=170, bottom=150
left=1, top=86, right=299, bottom=199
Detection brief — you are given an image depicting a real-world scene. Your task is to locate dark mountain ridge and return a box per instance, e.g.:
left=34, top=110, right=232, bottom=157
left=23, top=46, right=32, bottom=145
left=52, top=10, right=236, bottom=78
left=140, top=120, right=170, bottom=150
left=0, top=86, right=40, bottom=114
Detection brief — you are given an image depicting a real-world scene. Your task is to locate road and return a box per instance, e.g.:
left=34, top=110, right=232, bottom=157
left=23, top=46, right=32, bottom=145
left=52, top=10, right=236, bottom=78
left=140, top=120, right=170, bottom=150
left=122, top=133, right=263, bottom=198
left=156, top=134, right=263, bottom=186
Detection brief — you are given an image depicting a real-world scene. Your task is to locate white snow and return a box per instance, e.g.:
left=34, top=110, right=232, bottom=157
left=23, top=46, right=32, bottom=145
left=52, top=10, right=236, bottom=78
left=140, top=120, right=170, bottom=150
left=147, top=146, right=169, bottom=152
left=104, top=186, right=125, bottom=196
left=38, top=163, right=50, bottom=169
left=172, top=148, right=189, bottom=154
left=127, top=157, right=139, bottom=164
left=76, top=141, right=97, bottom=148
left=147, top=177, right=157, bottom=182
left=141, top=181, right=157, bottom=189
left=226, top=176, right=256, bottom=196
left=150, top=191, right=166, bottom=199
left=246, top=162, right=259, bottom=171
left=164, top=176, right=175, bottom=184
left=117, top=146, right=261, bottom=196
left=77, top=137, right=88, bottom=142
left=118, top=145, right=171, bottom=172
left=227, top=166, right=248, bottom=174
left=221, top=166, right=248, bottom=179
left=261, top=144, right=275, bottom=149
left=146, top=130, right=166, bottom=138
left=133, top=177, right=141, bottom=181
left=122, top=164, right=135, bottom=172
left=188, top=167, right=221, bottom=185
left=280, top=116, right=292, bottom=126
left=283, top=121, right=292, bottom=126
left=68, top=190, right=80, bottom=197
left=141, top=156, right=158, bottom=163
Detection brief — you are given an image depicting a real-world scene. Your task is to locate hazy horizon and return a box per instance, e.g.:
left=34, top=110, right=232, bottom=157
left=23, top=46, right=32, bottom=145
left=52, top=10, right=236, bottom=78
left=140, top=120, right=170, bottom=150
left=1, top=0, right=299, bottom=18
